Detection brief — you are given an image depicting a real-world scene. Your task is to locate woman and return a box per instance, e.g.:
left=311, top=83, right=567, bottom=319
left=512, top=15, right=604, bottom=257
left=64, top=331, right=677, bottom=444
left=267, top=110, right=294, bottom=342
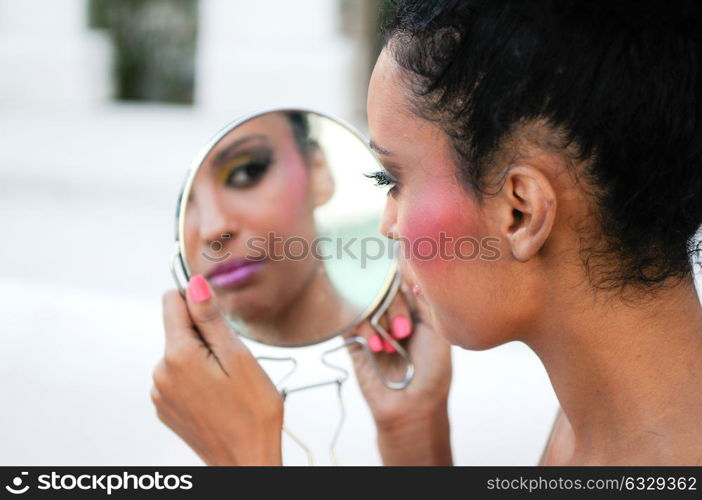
left=152, top=0, right=702, bottom=465
left=183, top=111, right=359, bottom=346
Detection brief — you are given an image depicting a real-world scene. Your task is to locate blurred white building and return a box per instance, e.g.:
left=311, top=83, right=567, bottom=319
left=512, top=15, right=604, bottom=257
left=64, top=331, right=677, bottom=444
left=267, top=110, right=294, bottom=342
left=2, top=0, right=695, bottom=467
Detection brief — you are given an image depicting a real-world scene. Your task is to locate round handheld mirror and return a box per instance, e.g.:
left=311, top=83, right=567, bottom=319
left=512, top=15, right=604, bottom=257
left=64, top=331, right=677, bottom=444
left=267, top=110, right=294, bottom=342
left=170, top=108, right=403, bottom=352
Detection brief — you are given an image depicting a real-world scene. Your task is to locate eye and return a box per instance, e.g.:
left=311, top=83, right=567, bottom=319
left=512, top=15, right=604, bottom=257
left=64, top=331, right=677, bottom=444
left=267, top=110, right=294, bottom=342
left=365, top=170, right=399, bottom=196
left=221, top=154, right=271, bottom=189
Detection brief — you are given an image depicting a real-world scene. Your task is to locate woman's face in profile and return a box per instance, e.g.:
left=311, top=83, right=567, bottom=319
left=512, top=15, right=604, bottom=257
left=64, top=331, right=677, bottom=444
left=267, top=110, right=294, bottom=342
left=368, top=48, right=527, bottom=350
left=184, top=113, right=322, bottom=321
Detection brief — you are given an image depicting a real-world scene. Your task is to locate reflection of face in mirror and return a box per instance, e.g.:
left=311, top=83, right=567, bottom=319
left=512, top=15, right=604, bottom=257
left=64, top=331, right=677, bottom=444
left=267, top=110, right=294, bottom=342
left=184, top=111, right=361, bottom=346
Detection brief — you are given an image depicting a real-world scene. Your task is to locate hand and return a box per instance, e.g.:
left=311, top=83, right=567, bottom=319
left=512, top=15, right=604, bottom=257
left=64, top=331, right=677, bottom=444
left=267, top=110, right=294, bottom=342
left=344, top=272, right=453, bottom=465
left=152, top=275, right=284, bottom=466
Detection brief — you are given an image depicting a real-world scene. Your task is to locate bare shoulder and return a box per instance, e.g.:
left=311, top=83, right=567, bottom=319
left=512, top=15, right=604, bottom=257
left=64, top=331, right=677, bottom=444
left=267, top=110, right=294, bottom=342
left=538, top=408, right=575, bottom=466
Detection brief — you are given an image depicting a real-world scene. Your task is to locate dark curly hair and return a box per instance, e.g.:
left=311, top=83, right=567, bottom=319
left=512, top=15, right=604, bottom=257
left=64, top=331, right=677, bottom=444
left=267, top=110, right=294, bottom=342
left=383, top=0, right=702, bottom=292
left=284, top=111, right=317, bottom=158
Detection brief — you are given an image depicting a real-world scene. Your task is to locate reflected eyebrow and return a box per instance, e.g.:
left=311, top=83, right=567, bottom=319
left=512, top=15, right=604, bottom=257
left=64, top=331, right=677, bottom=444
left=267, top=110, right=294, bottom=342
left=369, top=139, right=393, bottom=156
left=212, top=134, right=270, bottom=167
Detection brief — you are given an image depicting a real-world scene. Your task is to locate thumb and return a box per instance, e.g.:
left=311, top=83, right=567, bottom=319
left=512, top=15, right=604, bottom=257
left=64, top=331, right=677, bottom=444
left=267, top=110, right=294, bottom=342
left=186, top=274, right=247, bottom=356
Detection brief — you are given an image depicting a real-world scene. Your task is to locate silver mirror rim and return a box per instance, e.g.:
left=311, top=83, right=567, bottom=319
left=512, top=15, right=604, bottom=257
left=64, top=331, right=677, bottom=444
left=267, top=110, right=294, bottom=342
left=172, top=105, right=398, bottom=348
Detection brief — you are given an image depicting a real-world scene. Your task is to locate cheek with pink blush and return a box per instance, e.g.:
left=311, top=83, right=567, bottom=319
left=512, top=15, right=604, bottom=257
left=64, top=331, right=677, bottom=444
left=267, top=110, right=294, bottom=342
left=241, top=157, right=311, bottom=240
left=279, top=158, right=311, bottom=224
left=398, top=181, right=508, bottom=349
left=398, top=180, right=484, bottom=278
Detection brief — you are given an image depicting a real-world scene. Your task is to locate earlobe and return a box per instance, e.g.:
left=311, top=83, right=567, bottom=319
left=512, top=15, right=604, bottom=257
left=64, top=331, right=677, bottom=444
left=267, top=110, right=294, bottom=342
left=502, top=166, right=557, bottom=262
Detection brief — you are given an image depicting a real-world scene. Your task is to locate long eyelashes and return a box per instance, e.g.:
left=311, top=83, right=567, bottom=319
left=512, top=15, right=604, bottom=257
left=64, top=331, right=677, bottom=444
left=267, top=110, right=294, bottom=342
left=365, top=170, right=399, bottom=196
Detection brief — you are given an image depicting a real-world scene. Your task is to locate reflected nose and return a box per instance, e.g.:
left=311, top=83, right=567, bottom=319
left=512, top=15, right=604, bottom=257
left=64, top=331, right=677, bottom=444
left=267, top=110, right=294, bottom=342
left=198, top=195, right=240, bottom=250
left=379, top=196, right=398, bottom=240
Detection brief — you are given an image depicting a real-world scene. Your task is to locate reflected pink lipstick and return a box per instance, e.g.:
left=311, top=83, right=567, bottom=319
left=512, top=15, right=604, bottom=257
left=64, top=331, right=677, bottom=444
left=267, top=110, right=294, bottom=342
left=206, top=258, right=265, bottom=288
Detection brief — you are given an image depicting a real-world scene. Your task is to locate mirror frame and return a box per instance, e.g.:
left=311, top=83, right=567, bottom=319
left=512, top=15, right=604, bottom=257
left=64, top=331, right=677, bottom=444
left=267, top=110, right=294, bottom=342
left=170, top=106, right=398, bottom=348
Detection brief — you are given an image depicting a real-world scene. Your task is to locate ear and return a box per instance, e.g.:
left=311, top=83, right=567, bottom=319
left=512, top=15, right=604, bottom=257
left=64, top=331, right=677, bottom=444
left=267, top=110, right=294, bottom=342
left=498, top=165, right=557, bottom=262
left=308, top=147, right=335, bottom=207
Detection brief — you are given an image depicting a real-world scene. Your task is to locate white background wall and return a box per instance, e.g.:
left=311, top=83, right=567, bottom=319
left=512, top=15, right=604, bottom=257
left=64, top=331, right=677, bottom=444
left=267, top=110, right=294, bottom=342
left=0, top=0, right=698, bottom=466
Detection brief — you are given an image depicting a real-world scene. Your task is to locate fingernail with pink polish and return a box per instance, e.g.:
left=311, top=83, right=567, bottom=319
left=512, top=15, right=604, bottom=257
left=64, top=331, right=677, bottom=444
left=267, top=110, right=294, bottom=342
left=383, top=338, right=396, bottom=353
left=188, top=274, right=211, bottom=303
left=391, top=315, right=412, bottom=339
left=368, top=334, right=383, bottom=353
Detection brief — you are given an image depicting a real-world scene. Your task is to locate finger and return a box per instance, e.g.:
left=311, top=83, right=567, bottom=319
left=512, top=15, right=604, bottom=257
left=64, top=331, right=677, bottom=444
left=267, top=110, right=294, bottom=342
left=186, top=274, right=246, bottom=355
left=382, top=338, right=396, bottom=353
left=162, top=289, right=200, bottom=350
left=150, top=385, right=162, bottom=408
left=343, top=318, right=384, bottom=353
left=346, top=303, right=400, bottom=354
left=375, top=313, right=396, bottom=354
left=366, top=309, right=396, bottom=353
left=386, top=288, right=413, bottom=341
left=369, top=333, right=384, bottom=353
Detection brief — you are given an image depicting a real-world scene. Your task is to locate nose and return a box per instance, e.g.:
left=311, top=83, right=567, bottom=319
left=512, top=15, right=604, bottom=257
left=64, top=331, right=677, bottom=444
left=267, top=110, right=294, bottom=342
left=198, top=194, right=240, bottom=247
left=379, top=196, right=398, bottom=240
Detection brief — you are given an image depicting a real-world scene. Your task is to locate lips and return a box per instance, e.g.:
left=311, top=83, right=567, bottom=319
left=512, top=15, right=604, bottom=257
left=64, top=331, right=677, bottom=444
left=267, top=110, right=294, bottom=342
left=206, top=258, right=266, bottom=289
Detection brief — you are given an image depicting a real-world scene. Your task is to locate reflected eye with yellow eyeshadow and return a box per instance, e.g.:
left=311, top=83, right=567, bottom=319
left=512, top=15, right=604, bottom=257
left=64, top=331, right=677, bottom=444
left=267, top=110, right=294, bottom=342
left=218, top=149, right=273, bottom=189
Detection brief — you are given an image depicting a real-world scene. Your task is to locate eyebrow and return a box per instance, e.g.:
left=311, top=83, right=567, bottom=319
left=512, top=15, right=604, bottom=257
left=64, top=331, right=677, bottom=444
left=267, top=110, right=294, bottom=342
left=212, top=134, right=269, bottom=167
left=369, top=139, right=393, bottom=156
